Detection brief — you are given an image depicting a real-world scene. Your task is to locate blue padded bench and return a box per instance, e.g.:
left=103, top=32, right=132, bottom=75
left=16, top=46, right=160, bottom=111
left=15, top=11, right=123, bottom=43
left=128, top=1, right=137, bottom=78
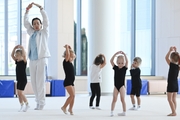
left=126, top=79, right=148, bottom=95
left=51, top=80, right=65, bottom=96
left=0, top=80, right=14, bottom=97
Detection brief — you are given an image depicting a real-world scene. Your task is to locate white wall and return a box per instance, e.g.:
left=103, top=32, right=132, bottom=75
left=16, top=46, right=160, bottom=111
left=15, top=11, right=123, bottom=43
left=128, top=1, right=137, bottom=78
left=156, top=0, right=180, bottom=78
left=45, top=0, right=74, bottom=80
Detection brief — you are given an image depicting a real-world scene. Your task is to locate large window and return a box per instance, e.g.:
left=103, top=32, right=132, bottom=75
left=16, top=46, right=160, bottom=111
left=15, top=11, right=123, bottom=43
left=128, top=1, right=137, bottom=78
left=0, top=0, right=5, bottom=75
left=135, top=0, right=152, bottom=75
left=115, top=0, right=132, bottom=75
left=0, top=0, right=44, bottom=75
left=74, top=0, right=155, bottom=75
left=8, top=0, right=19, bottom=75
left=74, top=0, right=88, bottom=76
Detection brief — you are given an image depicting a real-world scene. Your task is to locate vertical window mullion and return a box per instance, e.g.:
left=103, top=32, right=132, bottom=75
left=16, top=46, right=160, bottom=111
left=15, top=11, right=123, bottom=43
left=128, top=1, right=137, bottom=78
left=131, top=0, right=136, bottom=59
left=4, top=0, right=8, bottom=75
left=17, top=0, right=21, bottom=44
left=151, top=0, right=156, bottom=75
left=76, top=0, right=81, bottom=75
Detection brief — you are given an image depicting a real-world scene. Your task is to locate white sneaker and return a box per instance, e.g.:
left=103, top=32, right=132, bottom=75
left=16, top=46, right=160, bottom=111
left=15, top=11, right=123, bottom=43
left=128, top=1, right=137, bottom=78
left=23, top=105, right=30, bottom=112
left=95, top=107, right=101, bottom=110
left=38, top=105, right=44, bottom=110
left=89, top=106, right=95, bottom=109
left=118, top=112, right=126, bottom=116
left=136, top=107, right=140, bottom=110
left=110, top=112, right=114, bottom=117
left=34, top=104, right=39, bottom=110
left=18, top=105, right=24, bottom=112
left=129, top=107, right=136, bottom=110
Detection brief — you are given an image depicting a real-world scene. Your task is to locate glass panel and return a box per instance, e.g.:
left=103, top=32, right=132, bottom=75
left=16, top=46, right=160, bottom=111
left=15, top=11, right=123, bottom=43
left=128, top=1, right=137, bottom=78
left=74, top=0, right=88, bottom=76
left=74, top=0, right=77, bottom=75
left=81, top=0, right=88, bottom=75
left=75, top=0, right=153, bottom=76
left=115, top=0, right=131, bottom=75
left=0, top=0, right=4, bottom=75
left=136, top=0, right=152, bottom=75
left=8, top=0, right=18, bottom=75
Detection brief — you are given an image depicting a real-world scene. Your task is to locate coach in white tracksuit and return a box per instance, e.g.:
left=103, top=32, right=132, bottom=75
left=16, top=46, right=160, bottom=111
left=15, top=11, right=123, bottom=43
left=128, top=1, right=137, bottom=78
left=24, top=3, right=50, bottom=110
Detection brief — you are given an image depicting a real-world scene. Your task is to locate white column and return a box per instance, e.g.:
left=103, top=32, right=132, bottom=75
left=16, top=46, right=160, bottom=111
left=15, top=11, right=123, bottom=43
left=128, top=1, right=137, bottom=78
left=87, top=0, right=116, bottom=93
left=156, top=0, right=180, bottom=78
left=45, top=0, right=74, bottom=79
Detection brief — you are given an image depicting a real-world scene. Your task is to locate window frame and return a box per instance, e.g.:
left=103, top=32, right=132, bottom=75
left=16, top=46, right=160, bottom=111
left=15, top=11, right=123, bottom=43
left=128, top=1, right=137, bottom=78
left=74, top=0, right=156, bottom=76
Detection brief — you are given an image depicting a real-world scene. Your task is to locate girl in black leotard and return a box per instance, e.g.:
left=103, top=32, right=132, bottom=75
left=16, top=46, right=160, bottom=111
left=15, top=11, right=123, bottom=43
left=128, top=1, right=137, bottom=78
left=165, top=46, right=180, bottom=116
left=61, top=44, right=76, bottom=115
left=110, top=51, right=128, bottom=116
left=11, top=45, right=29, bottom=112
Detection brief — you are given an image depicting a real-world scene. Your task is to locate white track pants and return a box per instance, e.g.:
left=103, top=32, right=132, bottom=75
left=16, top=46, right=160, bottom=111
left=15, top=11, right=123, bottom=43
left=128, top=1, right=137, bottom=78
left=29, top=58, right=47, bottom=106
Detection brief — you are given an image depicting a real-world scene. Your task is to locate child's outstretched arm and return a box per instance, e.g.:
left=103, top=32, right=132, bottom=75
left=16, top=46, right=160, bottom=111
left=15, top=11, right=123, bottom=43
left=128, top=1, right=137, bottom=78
left=19, top=45, right=27, bottom=63
left=165, top=47, right=174, bottom=65
left=64, top=45, right=71, bottom=62
left=11, top=45, right=18, bottom=61
left=121, top=51, right=128, bottom=68
left=100, top=54, right=106, bottom=68
left=110, top=51, right=119, bottom=67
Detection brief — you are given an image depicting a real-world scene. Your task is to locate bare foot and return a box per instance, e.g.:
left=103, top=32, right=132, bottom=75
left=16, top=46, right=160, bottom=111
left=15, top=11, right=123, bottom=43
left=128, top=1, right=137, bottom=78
left=167, top=113, right=176, bottom=116
left=68, top=109, right=74, bottom=115
left=61, top=107, right=67, bottom=114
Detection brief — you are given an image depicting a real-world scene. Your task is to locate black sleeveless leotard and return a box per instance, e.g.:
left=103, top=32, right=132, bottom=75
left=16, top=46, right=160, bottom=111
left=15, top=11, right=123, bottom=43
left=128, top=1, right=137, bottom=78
left=63, top=59, right=75, bottom=87
left=167, top=62, right=179, bottom=92
left=16, top=60, right=27, bottom=90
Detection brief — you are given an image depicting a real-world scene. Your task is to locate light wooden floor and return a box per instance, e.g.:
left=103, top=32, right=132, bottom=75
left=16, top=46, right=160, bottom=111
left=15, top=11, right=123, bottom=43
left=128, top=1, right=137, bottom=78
left=0, top=94, right=180, bottom=120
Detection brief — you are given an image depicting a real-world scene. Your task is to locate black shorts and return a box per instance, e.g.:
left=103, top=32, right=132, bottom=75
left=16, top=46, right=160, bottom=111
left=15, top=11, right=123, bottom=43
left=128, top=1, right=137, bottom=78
left=130, top=87, right=141, bottom=97
left=17, top=81, right=27, bottom=91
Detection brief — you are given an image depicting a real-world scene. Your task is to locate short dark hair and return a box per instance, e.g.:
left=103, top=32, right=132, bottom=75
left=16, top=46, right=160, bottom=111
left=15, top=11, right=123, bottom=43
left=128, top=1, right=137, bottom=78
left=94, top=55, right=104, bottom=65
left=170, top=52, right=179, bottom=63
left=32, top=17, right=42, bottom=25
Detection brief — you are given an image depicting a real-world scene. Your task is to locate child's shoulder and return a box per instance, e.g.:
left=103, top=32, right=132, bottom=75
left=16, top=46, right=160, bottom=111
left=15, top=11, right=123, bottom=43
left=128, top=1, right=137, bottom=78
left=123, top=66, right=128, bottom=69
left=92, top=64, right=101, bottom=68
left=135, top=67, right=141, bottom=71
left=169, top=62, right=179, bottom=68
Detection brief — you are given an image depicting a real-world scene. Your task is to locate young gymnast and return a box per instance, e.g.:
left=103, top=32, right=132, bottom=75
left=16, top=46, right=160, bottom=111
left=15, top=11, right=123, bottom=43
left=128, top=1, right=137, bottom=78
left=61, top=44, right=76, bottom=115
left=129, top=57, right=142, bottom=110
left=110, top=51, right=128, bottom=116
left=89, top=54, right=106, bottom=110
left=130, top=57, right=142, bottom=110
left=165, top=46, right=180, bottom=116
left=11, top=45, right=29, bottom=112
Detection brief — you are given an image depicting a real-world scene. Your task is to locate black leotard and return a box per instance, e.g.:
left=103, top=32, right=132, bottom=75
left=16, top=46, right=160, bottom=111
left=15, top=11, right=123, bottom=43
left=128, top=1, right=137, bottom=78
left=63, top=59, right=75, bottom=87
left=167, top=62, right=179, bottom=92
left=113, top=65, right=127, bottom=91
left=16, top=60, right=27, bottom=90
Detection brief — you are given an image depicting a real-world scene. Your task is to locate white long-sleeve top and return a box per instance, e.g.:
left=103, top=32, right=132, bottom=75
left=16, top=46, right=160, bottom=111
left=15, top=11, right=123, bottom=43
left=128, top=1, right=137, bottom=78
left=24, top=9, right=50, bottom=59
left=89, top=64, right=102, bottom=83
